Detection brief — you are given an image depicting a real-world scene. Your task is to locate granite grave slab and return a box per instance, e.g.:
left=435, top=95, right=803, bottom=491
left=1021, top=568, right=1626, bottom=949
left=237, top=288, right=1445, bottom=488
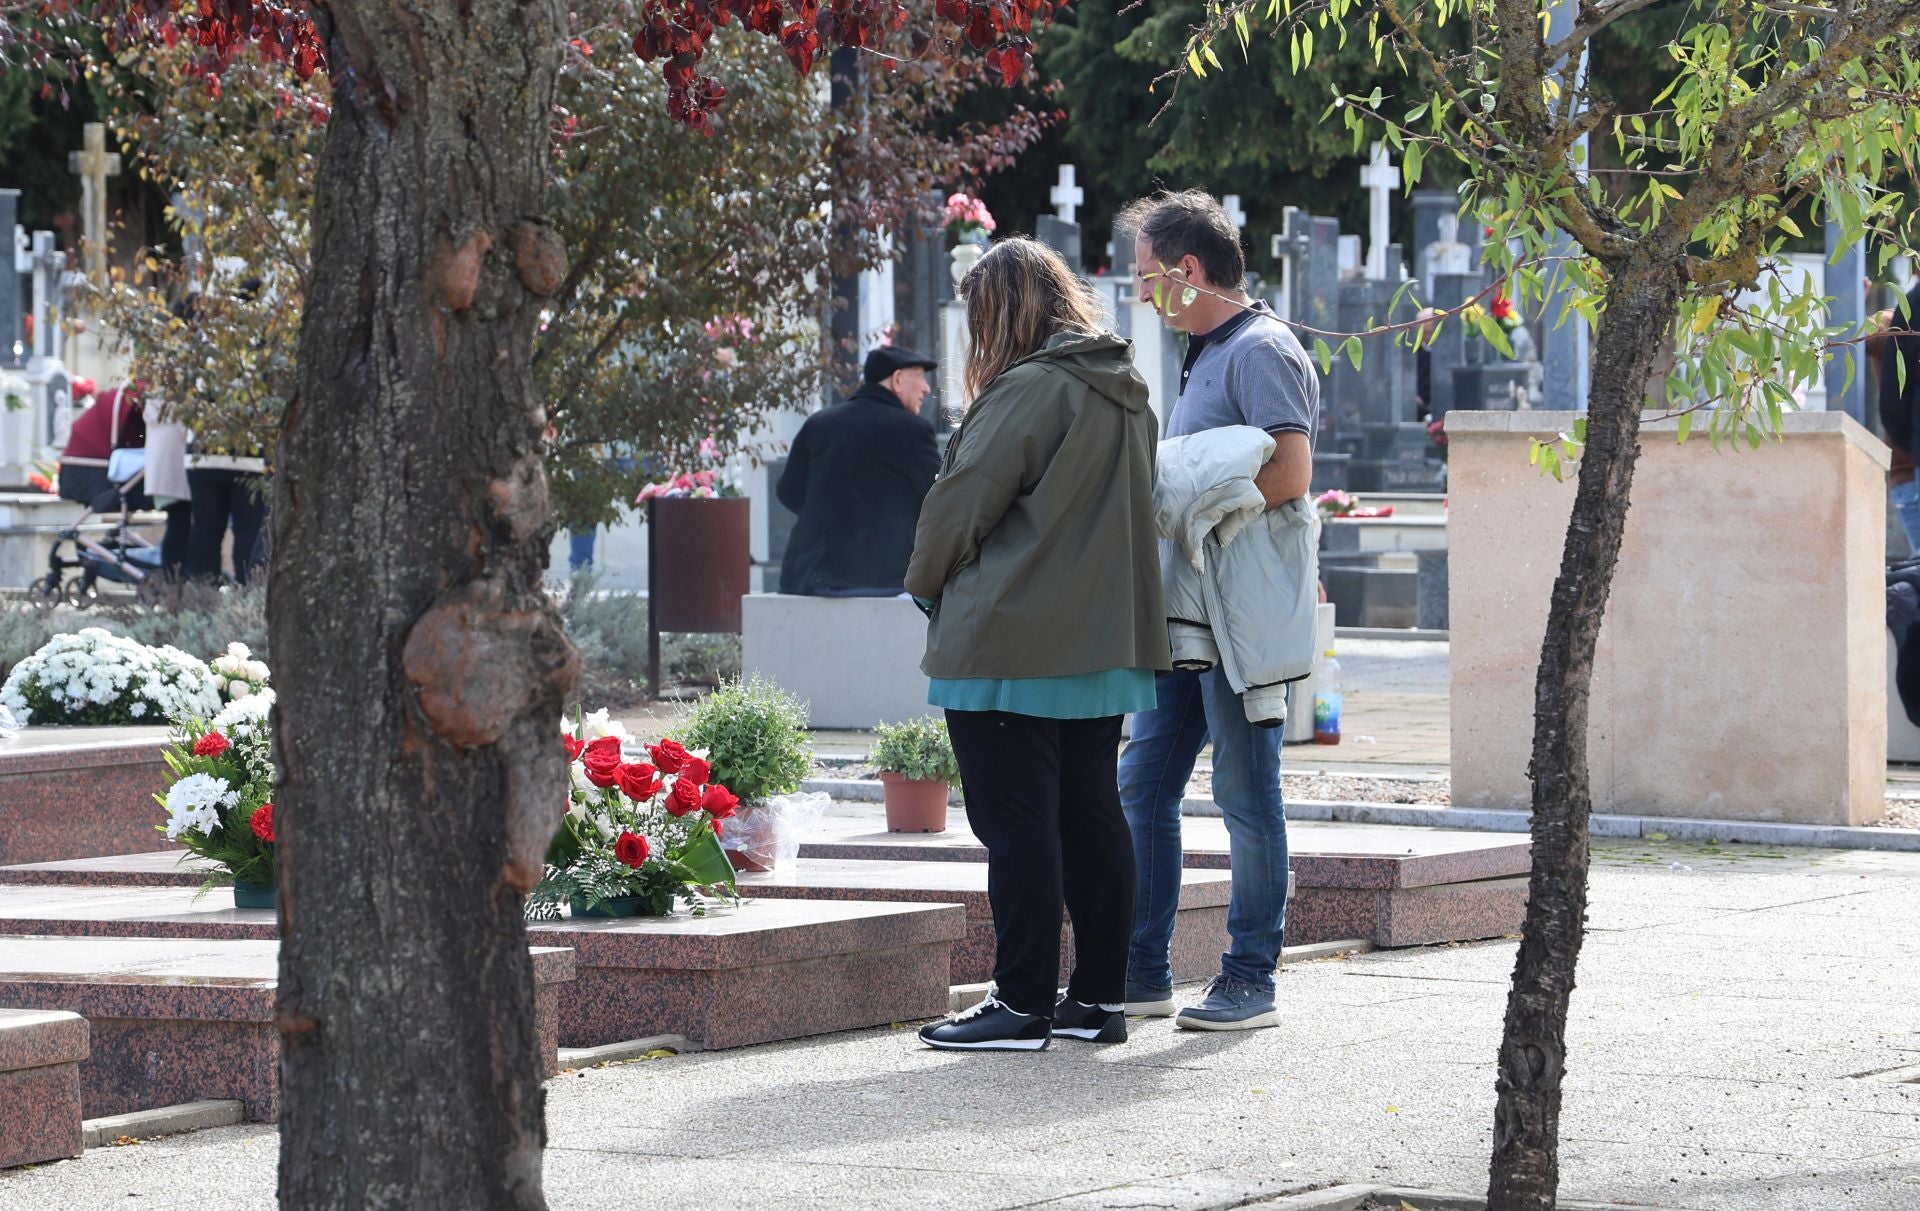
left=0, top=1007, right=86, bottom=1169
left=801, top=817, right=1530, bottom=947
left=735, top=858, right=1233, bottom=985
left=0, top=888, right=968, bottom=1054
left=0, top=935, right=574, bottom=1120
left=0, top=728, right=172, bottom=865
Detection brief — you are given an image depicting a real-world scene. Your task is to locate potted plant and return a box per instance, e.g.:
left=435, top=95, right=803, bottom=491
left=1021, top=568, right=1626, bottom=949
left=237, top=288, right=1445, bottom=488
left=679, top=676, right=813, bottom=872
left=871, top=717, right=959, bottom=833
left=529, top=714, right=740, bottom=919
left=156, top=689, right=277, bottom=907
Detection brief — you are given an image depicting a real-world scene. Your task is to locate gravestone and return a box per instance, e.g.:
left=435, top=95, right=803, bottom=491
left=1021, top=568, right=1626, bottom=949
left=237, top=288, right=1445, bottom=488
left=1359, top=142, right=1399, bottom=282
left=1034, top=216, right=1082, bottom=273
left=0, top=191, right=22, bottom=367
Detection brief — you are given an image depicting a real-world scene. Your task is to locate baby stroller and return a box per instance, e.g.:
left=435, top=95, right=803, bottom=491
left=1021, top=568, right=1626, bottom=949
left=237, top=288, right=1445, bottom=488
left=30, top=387, right=167, bottom=608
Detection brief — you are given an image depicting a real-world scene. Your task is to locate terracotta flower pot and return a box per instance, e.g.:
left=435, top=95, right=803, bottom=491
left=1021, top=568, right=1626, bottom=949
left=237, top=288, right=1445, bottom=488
left=878, top=771, right=950, bottom=833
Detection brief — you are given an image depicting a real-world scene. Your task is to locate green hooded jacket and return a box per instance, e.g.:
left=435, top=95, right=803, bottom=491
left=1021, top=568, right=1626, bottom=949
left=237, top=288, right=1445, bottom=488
left=906, top=330, right=1172, bottom=680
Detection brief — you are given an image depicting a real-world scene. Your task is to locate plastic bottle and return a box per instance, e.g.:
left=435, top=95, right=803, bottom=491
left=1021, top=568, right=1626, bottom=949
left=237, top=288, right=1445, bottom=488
left=1313, top=650, right=1343, bottom=745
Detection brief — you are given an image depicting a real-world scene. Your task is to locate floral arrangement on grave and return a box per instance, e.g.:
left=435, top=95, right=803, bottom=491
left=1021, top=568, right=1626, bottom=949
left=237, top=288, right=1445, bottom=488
left=156, top=690, right=277, bottom=906
left=944, top=192, right=996, bottom=245
left=1314, top=489, right=1359, bottom=519
left=528, top=712, right=740, bottom=919
left=1313, top=488, right=1395, bottom=521
left=679, top=677, right=814, bottom=870
left=0, top=628, right=224, bottom=725
left=208, top=641, right=271, bottom=703
left=1459, top=293, right=1525, bottom=353
left=635, top=438, right=743, bottom=503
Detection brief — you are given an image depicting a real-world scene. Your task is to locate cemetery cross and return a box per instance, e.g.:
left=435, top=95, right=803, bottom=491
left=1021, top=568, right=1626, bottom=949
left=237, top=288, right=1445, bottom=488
left=1049, top=164, right=1085, bottom=227
left=1358, top=141, right=1399, bottom=282
left=66, top=124, right=121, bottom=287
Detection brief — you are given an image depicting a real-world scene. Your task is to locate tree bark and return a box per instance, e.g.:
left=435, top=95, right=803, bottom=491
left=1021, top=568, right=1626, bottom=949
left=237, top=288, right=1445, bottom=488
left=269, top=0, right=572, bottom=1206
left=1486, top=253, right=1683, bottom=1211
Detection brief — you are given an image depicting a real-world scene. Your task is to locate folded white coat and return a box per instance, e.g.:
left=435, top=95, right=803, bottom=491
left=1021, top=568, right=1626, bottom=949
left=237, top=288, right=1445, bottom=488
left=1153, top=424, right=1321, bottom=727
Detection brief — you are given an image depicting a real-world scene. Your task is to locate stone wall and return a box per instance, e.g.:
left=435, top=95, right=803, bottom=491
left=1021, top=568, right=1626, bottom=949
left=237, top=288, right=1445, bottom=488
left=1448, top=410, right=1888, bottom=825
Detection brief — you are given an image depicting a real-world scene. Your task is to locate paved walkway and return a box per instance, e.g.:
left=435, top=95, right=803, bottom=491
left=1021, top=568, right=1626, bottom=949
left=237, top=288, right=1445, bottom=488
left=8, top=839, right=1917, bottom=1210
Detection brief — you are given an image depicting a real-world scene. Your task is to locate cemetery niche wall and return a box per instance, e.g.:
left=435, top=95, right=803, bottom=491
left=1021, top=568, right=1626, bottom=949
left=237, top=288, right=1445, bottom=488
left=1449, top=410, right=1888, bottom=826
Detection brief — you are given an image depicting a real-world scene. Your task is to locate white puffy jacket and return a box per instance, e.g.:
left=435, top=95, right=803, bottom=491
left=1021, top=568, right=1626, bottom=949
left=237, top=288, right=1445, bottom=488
left=1155, top=425, right=1321, bottom=726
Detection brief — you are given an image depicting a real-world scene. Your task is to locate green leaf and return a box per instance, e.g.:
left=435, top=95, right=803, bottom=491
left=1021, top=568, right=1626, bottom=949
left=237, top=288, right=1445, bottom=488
left=673, top=822, right=737, bottom=889
left=1676, top=410, right=1693, bottom=443
left=1313, top=337, right=1335, bottom=374
left=1344, top=336, right=1364, bottom=370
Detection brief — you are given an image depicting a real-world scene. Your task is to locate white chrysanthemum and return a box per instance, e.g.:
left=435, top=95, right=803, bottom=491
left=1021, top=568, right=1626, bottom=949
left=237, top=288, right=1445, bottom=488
left=164, top=772, right=238, bottom=839
left=211, top=688, right=274, bottom=736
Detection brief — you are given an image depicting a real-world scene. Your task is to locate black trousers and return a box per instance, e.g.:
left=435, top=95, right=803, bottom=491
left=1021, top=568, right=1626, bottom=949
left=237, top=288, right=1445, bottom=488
left=186, top=468, right=268, bottom=585
left=943, top=709, right=1136, bottom=1016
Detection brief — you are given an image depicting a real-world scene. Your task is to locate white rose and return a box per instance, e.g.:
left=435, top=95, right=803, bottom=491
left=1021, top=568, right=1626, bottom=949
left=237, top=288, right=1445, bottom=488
left=244, top=660, right=270, bottom=683
left=228, top=643, right=251, bottom=660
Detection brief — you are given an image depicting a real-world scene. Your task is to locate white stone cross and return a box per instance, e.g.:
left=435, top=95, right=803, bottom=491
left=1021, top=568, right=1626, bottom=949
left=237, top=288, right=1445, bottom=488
left=1050, top=164, right=1085, bottom=227
left=1359, top=141, right=1400, bottom=281
left=67, top=122, right=121, bottom=286
left=1222, top=194, right=1248, bottom=235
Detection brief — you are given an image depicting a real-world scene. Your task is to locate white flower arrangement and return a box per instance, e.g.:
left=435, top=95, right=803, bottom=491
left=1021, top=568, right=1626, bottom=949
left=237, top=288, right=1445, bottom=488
left=208, top=641, right=271, bottom=702
left=211, top=688, right=275, bottom=739
left=163, top=771, right=240, bottom=840
left=0, top=628, right=224, bottom=726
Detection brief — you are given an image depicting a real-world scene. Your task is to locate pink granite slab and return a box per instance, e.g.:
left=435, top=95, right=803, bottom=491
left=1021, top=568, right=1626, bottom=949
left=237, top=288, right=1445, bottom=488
left=1286, top=878, right=1528, bottom=948
left=0, top=936, right=573, bottom=1120
left=0, top=1007, right=88, bottom=1171
left=0, top=850, right=210, bottom=888
left=734, top=859, right=1232, bottom=986
left=802, top=815, right=1532, bottom=890
left=0, top=889, right=967, bottom=1056
left=0, top=1059, right=84, bottom=1167
left=0, top=1005, right=88, bottom=1070
left=0, top=729, right=174, bottom=866
left=525, top=899, right=967, bottom=1049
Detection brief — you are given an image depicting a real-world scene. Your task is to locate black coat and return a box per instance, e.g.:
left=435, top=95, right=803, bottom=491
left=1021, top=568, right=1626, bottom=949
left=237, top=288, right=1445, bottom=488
left=777, top=385, right=940, bottom=594
left=1884, top=284, right=1920, bottom=456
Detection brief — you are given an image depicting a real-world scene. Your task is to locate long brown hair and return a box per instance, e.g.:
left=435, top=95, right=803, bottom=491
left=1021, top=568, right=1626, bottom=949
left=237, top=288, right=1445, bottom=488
left=961, top=237, right=1107, bottom=400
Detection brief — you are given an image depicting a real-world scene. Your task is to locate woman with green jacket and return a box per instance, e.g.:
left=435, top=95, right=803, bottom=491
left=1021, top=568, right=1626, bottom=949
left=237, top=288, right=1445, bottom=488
left=906, top=238, right=1171, bottom=1051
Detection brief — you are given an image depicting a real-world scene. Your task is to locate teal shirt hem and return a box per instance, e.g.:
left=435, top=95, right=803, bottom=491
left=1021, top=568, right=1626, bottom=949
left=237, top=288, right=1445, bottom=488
left=927, top=668, right=1158, bottom=720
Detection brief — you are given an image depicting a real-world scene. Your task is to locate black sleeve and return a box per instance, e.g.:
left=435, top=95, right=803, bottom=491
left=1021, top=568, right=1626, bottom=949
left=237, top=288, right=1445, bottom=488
left=1887, top=287, right=1920, bottom=458
left=907, top=416, right=940, bottom=500
left=776, top=419, right=811, bottom=513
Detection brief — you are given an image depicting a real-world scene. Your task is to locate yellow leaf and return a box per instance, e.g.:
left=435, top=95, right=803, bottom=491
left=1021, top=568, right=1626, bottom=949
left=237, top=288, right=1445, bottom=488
left=1777, top=215, right=1804, bottom=238
left=1385, top=1104, right=1400, bottom=1113
left=1691, top=298, right=1721, bottom=336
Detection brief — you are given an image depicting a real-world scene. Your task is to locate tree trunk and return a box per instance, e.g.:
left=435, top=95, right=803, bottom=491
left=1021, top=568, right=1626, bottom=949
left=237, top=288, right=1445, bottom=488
left=269, top=0, right=572, bottom=1205
left=1486, top=254, right=1683, bottom=1211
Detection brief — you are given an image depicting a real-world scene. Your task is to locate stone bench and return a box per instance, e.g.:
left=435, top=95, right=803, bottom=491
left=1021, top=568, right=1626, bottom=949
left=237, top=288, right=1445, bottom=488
left=0, top=1007, right=86, bottom=1169
left=0, top=886, right=967, bottom=1054
left=740, top=592, right=931, bottom=729
left=801, top=815, right=1530, bottom=949
left=0, top=935, right=573, bottom=1121
left=0, top=728, right=173, bottom=865
left=737, top=858, right=1233, bottom=986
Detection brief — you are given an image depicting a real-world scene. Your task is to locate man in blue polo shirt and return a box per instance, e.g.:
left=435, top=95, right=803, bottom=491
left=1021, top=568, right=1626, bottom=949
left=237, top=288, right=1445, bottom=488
left=1116, top=189, right=1320, bottom=1030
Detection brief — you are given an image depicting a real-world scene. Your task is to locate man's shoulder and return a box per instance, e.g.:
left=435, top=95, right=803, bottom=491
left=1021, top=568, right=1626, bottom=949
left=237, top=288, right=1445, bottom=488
left=1224, top=308, right=1309, bottom=362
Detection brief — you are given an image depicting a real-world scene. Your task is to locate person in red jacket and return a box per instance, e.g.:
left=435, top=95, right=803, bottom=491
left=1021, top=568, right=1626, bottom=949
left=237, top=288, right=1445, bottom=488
left=58, top=383, right=147, bottom=509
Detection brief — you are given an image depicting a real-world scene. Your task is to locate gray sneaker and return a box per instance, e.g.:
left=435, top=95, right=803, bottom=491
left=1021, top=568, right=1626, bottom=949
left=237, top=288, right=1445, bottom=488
left=1175, top=975, right=1278, bottom=1031
left=1124, top=982, right=1175, bottom=1017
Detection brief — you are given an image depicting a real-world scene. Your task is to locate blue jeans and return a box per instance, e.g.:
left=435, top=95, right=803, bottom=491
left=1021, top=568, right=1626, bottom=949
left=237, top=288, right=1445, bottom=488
left=1120, top=668, right=1289, bottom=993
left=1894, top=481, right=1920, bottom=552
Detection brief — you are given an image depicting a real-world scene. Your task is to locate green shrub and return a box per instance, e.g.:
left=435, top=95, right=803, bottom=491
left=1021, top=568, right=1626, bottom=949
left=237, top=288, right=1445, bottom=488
left=871, top=717, right=961, bottom=786
left=555, top=575, right=740, bottom=706
left=679, top=676, right=812, bottom=805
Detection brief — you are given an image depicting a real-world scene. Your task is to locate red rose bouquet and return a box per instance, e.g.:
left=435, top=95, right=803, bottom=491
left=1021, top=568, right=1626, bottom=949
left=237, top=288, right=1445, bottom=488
left=529, top=711, right=740, bottom=919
